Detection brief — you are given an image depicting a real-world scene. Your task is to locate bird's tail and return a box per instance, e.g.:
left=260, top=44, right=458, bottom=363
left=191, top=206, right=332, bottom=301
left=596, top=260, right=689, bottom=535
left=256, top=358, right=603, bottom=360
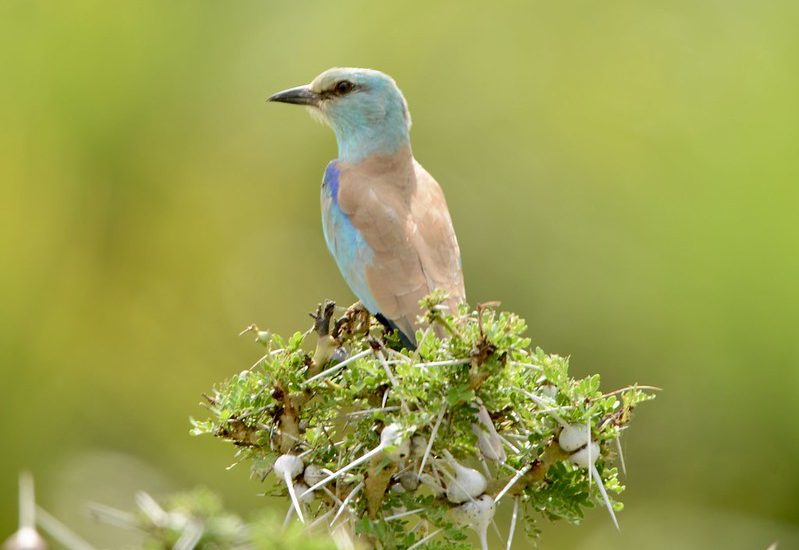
left=375, top=313, right=416, bottom=350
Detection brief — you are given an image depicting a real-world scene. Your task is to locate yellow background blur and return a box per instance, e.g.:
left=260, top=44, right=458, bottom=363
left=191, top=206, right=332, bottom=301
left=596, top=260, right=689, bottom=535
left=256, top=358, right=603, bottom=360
left=1, top=1, right=798, bottom=548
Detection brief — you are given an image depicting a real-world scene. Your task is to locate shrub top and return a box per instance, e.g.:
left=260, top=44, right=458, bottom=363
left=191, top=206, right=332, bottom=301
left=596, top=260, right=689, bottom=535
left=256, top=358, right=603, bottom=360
left=192, top=293, right=655, bottom=549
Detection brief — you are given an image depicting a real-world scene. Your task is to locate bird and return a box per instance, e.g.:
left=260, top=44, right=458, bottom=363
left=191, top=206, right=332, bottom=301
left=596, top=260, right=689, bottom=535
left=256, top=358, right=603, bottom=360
left=268, top=68, right=465, bottom=347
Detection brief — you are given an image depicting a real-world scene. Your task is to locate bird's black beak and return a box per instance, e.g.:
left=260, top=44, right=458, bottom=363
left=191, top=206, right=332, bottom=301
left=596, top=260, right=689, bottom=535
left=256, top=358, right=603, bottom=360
left=267, top=85, right=319, bottom=106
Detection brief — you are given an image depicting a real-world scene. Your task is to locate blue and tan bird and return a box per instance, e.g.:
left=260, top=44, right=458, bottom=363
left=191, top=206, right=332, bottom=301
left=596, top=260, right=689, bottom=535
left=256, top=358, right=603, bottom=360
left=268, top=68, right=465, bottom=347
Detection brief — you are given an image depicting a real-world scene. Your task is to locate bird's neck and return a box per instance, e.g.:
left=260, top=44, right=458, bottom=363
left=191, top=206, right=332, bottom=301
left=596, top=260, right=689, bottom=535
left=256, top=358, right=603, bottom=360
left=333, top=115, right=410, bottom=163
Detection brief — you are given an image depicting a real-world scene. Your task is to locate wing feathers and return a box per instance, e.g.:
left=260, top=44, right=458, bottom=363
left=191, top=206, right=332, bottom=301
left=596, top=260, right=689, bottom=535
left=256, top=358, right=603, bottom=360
left=330, top=151, right=464, bottom=339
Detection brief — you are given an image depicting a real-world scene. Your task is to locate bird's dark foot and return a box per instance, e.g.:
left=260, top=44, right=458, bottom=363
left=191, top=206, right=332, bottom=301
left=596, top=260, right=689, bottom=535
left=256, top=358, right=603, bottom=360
left=309, top=300, right=336, bottom=337
left=309, top=300, right=337, bottom=374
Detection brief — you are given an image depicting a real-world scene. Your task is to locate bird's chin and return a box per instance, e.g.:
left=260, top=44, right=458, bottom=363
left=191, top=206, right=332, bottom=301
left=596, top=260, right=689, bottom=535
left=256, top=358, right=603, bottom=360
left=306, top=105, right=330, bottom=127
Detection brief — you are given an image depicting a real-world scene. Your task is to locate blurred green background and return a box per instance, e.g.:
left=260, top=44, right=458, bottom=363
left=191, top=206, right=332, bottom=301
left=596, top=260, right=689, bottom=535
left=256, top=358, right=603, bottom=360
left=1, top=1, right=798, bottom=548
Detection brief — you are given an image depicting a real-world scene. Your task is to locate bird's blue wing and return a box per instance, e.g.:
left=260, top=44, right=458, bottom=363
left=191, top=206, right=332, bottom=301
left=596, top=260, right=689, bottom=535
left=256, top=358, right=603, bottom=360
left=320, top=161, right=380, bottom=314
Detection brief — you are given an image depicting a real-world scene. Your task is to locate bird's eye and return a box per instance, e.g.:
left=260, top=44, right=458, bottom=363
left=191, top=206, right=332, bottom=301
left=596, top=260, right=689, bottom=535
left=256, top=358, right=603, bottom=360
left=334, top=80, right=354, bottom=95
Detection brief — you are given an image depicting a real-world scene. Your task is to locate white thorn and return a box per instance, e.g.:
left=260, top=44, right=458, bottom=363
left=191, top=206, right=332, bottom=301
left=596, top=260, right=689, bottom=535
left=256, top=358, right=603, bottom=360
left=381, top=388, right=390, bottom=408
left=384, top=508, right=425, bottom=522
left=586, top=423, right=593, bottom=489
left=418, top=406, right=446, bottom=476
left=494, top=464, right=531, bottom=504
left=375, top=350, right=410, bottom=414
left=430, top=462, right=444, bottom=487
left=533, top=405, right=575, bottom=416
left=331, top=521, right=358, bottom=550
left=302, top=445, right=384, bottom=496
left=473, top=403, right=507, bottom=461
left=496, top=461, right=518, bottom=474
left=413, top=358, right=470, bottom=368
left=19, top=472, right=35, bottom=530
left=345, top=406, right=401, bottom=418
left=248, top=347, right=285, bottom=369
left=174, top=521, right=204, bottom=550
left=284, top=471, right=305, bottom=524
left=249, top=351, right=269, bottom=370
left=385, top=347, right=410, bottom=361
left=498, top=435, right=519, bottom=454
left=330, top=481, right=363, bottom=527
left=411, top=325, right=433, bottom=360
left=135, top=491, right=168, bottom=526
left=305, top=349, right=371, bottom=384
left=418, top=473, right=446, bottom=495
left=321, top=486, right=344, bottom=506
left=590, top=464, right=619, bottom=531
left=491, top=518, right=503, bottom=540
left=615, top=436, right=627, bottom=476
left=36, top=506, right=96, bottom=550
left=513, top=362, right=544, bottom=371
left=408, top=528, right=444, bottom=550
left=513, top=387, right=567, bottom=427
left=478, top=455, right=492, bottom=479
left=506, top=496, right=520, bottom=550
left=375, top=349, right=399, bottom=387
left=87, top=502, right=137, bottom=529
left=283, top=505, right=294, bottom=527
left=479, top=526, right=489, bottom=550
left=307, top=509, right=334, bottom=531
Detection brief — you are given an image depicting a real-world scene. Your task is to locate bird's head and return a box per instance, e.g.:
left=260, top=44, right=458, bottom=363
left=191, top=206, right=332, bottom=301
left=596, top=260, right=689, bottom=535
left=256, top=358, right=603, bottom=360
left=268, top=68, right=411, bottom=162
